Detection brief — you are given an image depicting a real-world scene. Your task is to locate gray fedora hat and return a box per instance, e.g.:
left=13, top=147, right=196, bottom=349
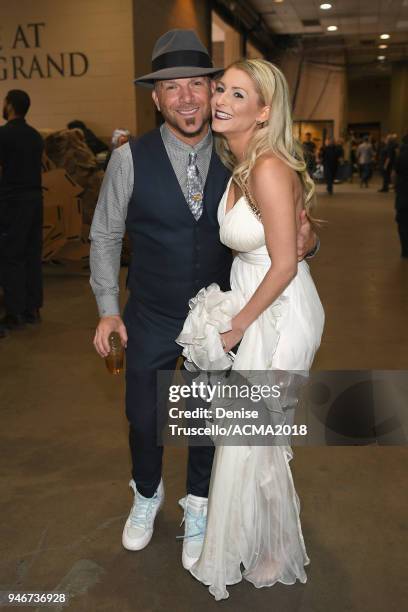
left=134, top=29, right=222, bottom=88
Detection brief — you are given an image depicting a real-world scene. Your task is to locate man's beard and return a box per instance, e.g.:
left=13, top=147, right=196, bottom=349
left=163, top=110, right=210, bottom=139
left=2, top=108, right=8, bottom=121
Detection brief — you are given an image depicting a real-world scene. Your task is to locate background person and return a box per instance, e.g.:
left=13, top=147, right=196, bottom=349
left=103, top=128, right=131, bottom=170
left=67, top=120, right=109, bottom=156
left=320, top=137, right=342, bottom=195
left=379, top=134, right=398, bottom=193
left=357, top=136, right=374, bottom=188
left=0, top=90, right=44, bottom=338
left=302, top=132, right=316, bottom=176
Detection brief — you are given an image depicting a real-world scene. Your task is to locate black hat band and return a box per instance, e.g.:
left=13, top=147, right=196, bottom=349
left=152, top=50, right=212, bottom=72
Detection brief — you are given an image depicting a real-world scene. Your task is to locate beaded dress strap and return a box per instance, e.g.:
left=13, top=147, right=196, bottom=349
left=240, top=180, right=262, bottom=222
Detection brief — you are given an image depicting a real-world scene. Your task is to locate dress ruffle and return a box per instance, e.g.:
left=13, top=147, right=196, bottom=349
left=176, top=282, right=287, bottom=372
left=176, top=283, right=244, bottom=371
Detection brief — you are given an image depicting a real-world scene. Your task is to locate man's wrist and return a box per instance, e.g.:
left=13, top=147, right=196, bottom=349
left=305, top=236, right=320, bottom=259
left=96, top=294, right=120, bottom=318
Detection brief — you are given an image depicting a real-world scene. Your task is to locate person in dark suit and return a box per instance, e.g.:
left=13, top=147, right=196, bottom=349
left=320, top=137, right=342, bottom=195
left=0, top=90, right=44, bottom=338
left=302, top=132, right=316, bottom=176
left=89, top=30, right=319, bottom=569
left=379, top=134, right=398, bottom=192
left=394, top=134, right=408, bottom=257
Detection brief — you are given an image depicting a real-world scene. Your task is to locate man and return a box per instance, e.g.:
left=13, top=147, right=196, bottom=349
left=90, top=30, right=318, bottom=569
left=357, top=136, right=374, bottom=188
left=302, top=132, right=316, bottom=176
left=320, top=137, right=342, bottom=195
left=0, top=90, right=44, bottom=339
left=379, top=133, right=398, bottom=193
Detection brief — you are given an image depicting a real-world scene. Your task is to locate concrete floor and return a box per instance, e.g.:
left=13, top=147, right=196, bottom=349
left=1, top=179, right=407, bottom=611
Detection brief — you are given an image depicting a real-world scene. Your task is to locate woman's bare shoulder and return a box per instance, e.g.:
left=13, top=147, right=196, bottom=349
left=251, top=154, right=296, bottom=186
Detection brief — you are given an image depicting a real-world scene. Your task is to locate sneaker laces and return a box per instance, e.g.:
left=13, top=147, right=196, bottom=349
left=177, top=506, right=206, bottom=541
left=130, top=492, right=158, bottom=530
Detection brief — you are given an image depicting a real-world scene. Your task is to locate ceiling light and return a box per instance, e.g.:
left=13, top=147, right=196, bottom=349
left=380, top=33, right=390, bottom=39
left=320, top=3, right=332, bottom=9
left=327, top=25, right=338, bottom=31
left=377, top=55, right=386, bottom=60
left=378, top=44, right=388, bottom=49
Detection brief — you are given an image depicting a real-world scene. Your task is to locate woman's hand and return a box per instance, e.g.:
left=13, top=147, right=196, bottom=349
left=220, top=320, right=244, bottom=353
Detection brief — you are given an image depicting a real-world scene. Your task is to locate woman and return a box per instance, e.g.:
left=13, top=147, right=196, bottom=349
left=177, top=59, right=324, bottom=600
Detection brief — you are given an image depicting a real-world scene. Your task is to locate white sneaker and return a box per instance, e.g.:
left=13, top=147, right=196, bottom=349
left=178, top=495, right=207, bottom=570
left=122, top=479, right=164, bottom=551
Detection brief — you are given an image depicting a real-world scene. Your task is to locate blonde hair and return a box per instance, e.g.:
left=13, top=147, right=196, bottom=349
left=215, top=59, right=316, bottom=218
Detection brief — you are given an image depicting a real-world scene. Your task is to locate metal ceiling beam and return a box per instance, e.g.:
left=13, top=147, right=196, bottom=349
left=211, top=0, right=281, bottom=57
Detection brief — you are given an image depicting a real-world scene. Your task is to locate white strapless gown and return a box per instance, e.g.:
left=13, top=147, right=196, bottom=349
left=182, top=178, right=325, bottom=600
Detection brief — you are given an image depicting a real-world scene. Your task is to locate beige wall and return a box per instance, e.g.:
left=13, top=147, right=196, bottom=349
left=211, top=12, right=243, bottom=70
left=277, top=52, right=300, bottom=101
left=223, top=27, right=241, bottom=67
left=347, top=77, right=390, bottom=130
left=0, top=0, right=136, bottom=140
left=295, top=65, right=345, bottom=139
left=133, top=0, right=210, bottom=135
left=279, top=54, right=346, bottom=139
